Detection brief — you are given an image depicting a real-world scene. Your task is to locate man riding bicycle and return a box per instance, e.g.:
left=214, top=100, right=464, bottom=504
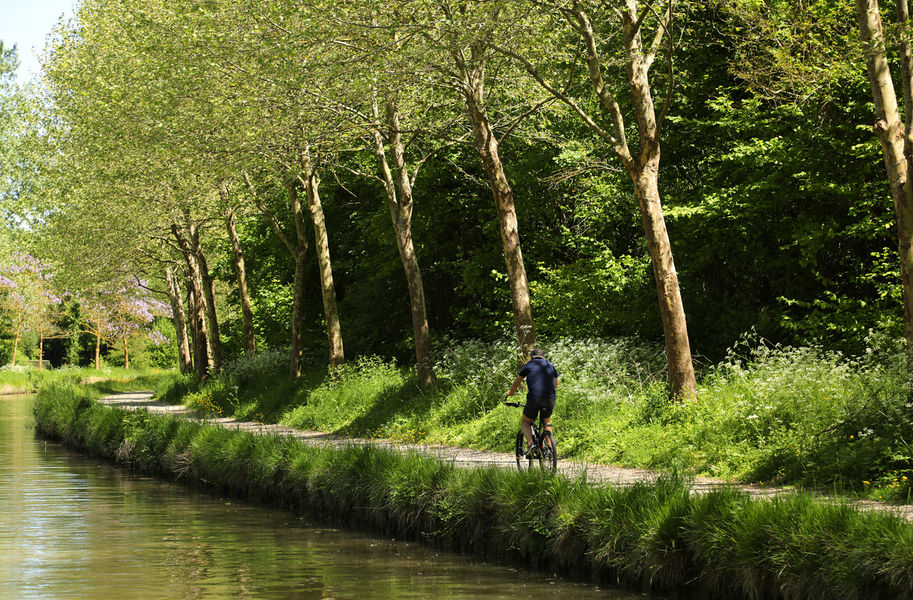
left=506, top=348, right=559, bottom=456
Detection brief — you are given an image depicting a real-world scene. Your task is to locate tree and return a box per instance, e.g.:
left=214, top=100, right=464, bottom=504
left=165, top=265, right=193, bottom=373
left=105, top=281, right=171, bottom=369
left=0, top=253, right=63, bottom=366
left=855, top=0, right=913, bottom=384
left=222, top=189, right=256, bottom=358
left=495, top=0, right=698, bottom=398
left=75, top=281, right=170, bottom=370
left=428, top=1, right=540, bottom=358
left=345, top=0, right=543, bottom=359
left=0, top=41, right=18, bottom=256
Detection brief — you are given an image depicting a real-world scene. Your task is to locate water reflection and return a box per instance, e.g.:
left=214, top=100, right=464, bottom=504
left=0, top=396, right=655, bottom=599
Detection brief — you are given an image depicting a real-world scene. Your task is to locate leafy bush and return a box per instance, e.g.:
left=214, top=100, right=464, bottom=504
left=282, top=356, right=408, bottom=433
left=432, top=337, right=517, bottom=403
left=609, top=338, right=913, bottom=490
left=222, top=347, right=291, bottom=390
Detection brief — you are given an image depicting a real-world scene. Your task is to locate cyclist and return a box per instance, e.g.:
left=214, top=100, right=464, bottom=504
left=506, top=348, right=559, bottom=456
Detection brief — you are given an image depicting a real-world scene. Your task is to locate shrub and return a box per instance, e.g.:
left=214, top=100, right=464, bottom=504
left=222, top=347, right=291, bottom=390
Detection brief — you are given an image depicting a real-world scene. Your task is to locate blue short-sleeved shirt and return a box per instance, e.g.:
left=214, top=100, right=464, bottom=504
left=519, top=357, right=559, bottom=401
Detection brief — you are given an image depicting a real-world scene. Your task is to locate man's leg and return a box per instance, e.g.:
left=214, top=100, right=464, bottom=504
left=521, top=414, right=535, bottom=448
left=541, top=417, right=553, bottom=447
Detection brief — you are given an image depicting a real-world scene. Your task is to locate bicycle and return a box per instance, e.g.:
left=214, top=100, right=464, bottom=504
left=504, top=401, right=557, bottom=472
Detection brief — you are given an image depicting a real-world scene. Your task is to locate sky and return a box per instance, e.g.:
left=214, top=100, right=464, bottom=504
left=0, top=0, right=76, bottom=81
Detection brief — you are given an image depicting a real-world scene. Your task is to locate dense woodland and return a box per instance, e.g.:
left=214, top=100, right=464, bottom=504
left=0, top=0, right=910, bottom=392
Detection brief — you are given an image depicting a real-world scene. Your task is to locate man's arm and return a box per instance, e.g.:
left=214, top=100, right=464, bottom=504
left=507, top=374, right=525, bottom=396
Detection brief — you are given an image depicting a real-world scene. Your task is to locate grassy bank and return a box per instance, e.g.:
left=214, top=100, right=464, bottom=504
left=1, top=365, right=170, bottom=395
left=33, top=382, right=913, bottom=600
left=155, top=337, right=913, bottom=503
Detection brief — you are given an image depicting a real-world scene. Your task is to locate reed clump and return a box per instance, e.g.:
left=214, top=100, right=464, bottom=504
left=33, top=382, right=913, bottom=600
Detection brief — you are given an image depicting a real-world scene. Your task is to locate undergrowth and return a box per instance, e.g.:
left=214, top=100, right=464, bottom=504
left=154, top=334, right=913, bottom=502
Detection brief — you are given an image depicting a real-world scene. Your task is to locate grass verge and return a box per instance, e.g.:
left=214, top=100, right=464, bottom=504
left=33, top=382, right=913, bottom=600
left=1, top=365, right=170, bottom=395
left=155, top=336, right=913, bottom=503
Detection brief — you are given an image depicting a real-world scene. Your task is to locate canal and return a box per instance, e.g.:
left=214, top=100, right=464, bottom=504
left=1, top=395, right=662, bottom=599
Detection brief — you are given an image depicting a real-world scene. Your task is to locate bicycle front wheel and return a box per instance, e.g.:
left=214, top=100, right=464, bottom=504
left=540, top=431, right=557, bottom=472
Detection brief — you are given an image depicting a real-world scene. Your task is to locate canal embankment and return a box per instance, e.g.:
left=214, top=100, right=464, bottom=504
left=3, top=393, right=625, bottom=600
left=32, top=382, right=913, bottom=600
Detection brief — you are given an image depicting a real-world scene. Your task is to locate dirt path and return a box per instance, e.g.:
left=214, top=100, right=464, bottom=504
left=100, top=391, right=913, bottom=521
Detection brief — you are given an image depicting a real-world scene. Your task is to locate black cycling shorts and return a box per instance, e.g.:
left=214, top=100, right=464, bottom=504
left=522, top=398, right=555, bottom=422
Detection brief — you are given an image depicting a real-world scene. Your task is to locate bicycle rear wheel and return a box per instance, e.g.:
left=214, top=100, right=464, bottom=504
left=514, top=431, right=535, bottom=470
left=540, top=431, right=557, bottom=472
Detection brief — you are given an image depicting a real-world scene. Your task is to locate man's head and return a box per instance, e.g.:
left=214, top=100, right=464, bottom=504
left=530, top=348, right=544, bottom=359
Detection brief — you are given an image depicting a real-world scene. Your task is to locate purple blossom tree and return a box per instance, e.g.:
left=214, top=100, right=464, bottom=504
left=0, top=253, right=63, bottom=366
left=78, top=279, right=171, bottom=369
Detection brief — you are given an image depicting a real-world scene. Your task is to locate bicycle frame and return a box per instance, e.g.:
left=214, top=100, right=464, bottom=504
left=505, top=400, right=557, bottom=472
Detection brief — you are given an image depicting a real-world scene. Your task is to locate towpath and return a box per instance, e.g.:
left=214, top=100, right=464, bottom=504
left=100, top=391, right=913, bottom=521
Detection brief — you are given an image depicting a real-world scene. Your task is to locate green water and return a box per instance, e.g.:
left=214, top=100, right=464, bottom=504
left=0, top=395, right=660, bottom=600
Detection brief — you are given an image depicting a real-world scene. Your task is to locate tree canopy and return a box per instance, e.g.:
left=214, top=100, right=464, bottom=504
left=0, top=0, right=907, bottom=392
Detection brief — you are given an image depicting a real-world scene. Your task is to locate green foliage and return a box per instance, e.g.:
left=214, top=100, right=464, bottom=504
left=608, top=336, right=913, bottom=492
left=162, top=334, right=913, bottom=503
left=32, top=387, right=913, bottom=599
left=282, top=356, right=413, bottom=435
left=145, top=318, right=179, bottom=368
left=222, top=347, right=291, bottom=389
left=154, top=371, right=200, bottom=405
left=0, top=364, right=168, bottom=394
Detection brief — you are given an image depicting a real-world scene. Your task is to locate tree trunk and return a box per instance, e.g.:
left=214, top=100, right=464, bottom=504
left=191, top=222, right=222, bottom=374
left=122, top=333, right=130, bottom=370
left=11, top=321, right=21, bottom=366
left=632, top=163, right=697, bottom=399
left=288, top=180, right=309, bottom=378
left=857, top=0, right=913, bottom=382
left=166, top=267, right=193, bottom=374
left=187, top=283, right=210, bottom=379
left=225, top=202, right=257, bottom=358
left=39, top=335, right=44, bottom=369
left=370, top=96, right=435, bottom=386
left=94, top=332, right=101, bottom=370
left=301, top=147, right=345, bottom=369
left=458, top=50, right=536, bottom=358
left=622, top=6, right=698, bottom=400
left=172, top=222, right=214, bottom=376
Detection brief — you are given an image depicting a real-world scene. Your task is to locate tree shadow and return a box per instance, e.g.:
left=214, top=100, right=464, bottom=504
left=338, top=377, right=438, bottom=436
